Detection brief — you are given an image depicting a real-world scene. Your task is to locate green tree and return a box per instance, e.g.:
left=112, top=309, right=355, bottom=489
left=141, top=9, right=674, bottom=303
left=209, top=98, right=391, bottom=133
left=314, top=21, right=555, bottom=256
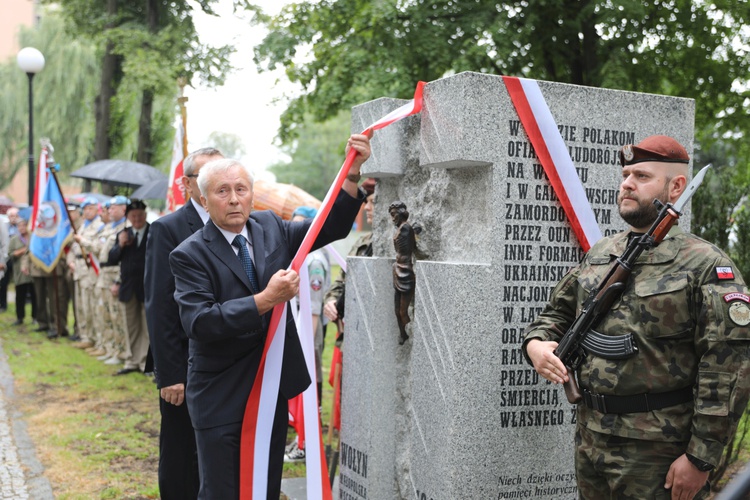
left=45, top=0, right=235, bottom=169
left=251, top=0, right=749, bottom=145
left=0, top=14, right=99, bottom=191
left=206, top=131, right=247, bottom=159
left=692, top=141, right=748, bottom=250
left=268, top=111, right=351, bottom=200
left=252, top=0, right=750, bottom=267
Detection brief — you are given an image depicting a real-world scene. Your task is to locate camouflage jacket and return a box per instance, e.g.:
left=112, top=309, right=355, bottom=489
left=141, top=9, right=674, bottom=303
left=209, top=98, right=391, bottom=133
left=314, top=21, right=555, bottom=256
left=324, top=231, right=373, bottom=308
left=67, top=216, right=104, bottom=285
left=523, top=226, right=750, bottom=467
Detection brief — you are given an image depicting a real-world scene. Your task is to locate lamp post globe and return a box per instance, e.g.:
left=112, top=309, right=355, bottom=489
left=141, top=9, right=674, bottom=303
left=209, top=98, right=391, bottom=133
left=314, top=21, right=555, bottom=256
left=17, top=47, right=46, bottom=206
left=17, top=47, right=45, bottom=74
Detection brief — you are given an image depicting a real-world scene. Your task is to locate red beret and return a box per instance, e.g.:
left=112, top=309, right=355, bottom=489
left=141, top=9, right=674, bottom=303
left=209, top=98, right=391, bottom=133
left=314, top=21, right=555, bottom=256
left=619, top=135, right=689, bottom=166
left=361, top=178, right=376, bottom=195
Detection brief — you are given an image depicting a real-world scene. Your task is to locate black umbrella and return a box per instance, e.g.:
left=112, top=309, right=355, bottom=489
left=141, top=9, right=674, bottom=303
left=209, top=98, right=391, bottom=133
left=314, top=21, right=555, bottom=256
left=70, top=159, right=167, bottom=189
left=66, top=192, right=112, bottom=205
left=130, top=178, right=168, bottom=200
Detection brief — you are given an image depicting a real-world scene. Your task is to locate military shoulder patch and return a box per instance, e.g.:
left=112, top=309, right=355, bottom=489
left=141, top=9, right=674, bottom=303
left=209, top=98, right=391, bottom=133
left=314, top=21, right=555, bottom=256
left=716, top=266, right=735, bottom=280
left=728, top=302, right=750, bottom=326
left=724, top=292, right=750, bottom=303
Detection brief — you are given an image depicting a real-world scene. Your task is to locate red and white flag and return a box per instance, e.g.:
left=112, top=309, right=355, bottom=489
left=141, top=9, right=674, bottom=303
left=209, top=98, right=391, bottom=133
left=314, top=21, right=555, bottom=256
left=166, top=120, right=186, bottom=212
left=30, top=146, right=49, bottom=230
left=503, top=76, right=602, bottom=251
left=240, top=81, right=426, bottom=500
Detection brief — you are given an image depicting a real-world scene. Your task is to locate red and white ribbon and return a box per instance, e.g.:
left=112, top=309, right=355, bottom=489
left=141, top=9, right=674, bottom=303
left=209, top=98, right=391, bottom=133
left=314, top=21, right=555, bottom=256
left=30, top=147, right=49, bottom=231
left=325, top=243, right=347, bottom=273
left=503, top=76, right=601, bottom=251
left=240, top=81, right=425, bottom=500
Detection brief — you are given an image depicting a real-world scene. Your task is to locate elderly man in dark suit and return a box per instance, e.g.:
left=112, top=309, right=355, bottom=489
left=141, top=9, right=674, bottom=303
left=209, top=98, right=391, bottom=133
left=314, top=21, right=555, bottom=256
left=170, top=133, right=370, bottom=499
left=144, top=147, right=223, bottom=500
left=108, top=198, right=150, bottom=375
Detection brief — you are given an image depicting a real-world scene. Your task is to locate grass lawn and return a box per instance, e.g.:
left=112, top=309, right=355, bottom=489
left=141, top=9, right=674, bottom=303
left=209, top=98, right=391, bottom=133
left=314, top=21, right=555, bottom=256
left=0, top=279, right=341, bottom=499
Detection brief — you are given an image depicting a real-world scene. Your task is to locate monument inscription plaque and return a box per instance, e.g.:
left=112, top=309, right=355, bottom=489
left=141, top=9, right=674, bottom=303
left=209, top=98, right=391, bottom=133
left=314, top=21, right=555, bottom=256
left=339, top=72, right=695, bottom=499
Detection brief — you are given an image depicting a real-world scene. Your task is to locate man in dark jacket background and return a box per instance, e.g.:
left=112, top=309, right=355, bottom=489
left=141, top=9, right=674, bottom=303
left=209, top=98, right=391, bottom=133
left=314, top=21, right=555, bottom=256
left=108, top=198, right=150, bottom=376
left=144, top=147, right=223, bottom=500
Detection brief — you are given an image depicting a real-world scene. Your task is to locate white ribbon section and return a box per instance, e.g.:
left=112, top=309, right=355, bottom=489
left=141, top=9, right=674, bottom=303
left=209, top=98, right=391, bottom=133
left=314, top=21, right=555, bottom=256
left=519, top=78, right=602, bottom=248
left=297, top=260, right=325, bottom=498
left=252, top=306, right=286, bottom=498
left=325, top=244, right=348, bottom=273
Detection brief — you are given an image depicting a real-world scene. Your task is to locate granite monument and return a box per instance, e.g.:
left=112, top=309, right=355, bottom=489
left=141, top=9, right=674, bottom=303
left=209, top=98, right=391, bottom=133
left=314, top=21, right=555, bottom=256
left=338, top=71, right=695, bottom=500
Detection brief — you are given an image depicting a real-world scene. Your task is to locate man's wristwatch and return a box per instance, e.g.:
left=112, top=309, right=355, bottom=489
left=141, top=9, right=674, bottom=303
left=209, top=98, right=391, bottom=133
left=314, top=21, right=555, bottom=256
left=686, top=454, right=714, bottom=472
left=347, top=172, right=361, bottom=182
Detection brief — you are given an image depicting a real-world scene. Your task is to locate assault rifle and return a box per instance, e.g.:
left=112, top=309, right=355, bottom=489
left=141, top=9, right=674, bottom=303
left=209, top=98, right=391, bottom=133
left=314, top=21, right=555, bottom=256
left=554, top=164, right=711, bottom=404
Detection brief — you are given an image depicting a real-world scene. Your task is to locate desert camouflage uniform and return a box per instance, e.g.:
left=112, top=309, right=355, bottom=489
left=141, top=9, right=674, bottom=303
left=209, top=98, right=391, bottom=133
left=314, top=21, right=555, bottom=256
left=30, top=257, right=70, bottom=335
left=95, top=217, right=129, bottom=359
left=69, top=216, right=103, bottom=345
left=305, top=249, right=330, bottom=383
left=523, top=226, right=750, bottom=498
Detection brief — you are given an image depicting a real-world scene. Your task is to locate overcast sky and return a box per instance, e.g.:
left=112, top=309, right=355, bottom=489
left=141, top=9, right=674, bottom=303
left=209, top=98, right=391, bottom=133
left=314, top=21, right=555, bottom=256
left=185, top=0, right=295, bottom=178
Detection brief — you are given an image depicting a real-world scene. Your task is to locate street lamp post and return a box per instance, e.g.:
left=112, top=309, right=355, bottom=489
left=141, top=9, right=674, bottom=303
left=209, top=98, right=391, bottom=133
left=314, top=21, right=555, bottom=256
left=16, top=47, right=45, bottom=206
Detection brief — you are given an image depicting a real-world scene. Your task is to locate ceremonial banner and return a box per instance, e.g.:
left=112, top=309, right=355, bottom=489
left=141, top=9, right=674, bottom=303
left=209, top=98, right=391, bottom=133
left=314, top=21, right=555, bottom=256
left=503, top=76, right=602, bottom=251
left=166, top=120, right=186, bottom=212
left=29, top=172, right=74, bottom=273
left=240, top=81, right=426, bottom=500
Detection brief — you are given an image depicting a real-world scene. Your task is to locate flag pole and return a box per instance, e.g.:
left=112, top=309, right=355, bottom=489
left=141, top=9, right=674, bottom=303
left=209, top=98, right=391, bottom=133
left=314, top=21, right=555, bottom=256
left=178, top=77, right=189, bottom=157
left=46, top=155, right=66, bottom=338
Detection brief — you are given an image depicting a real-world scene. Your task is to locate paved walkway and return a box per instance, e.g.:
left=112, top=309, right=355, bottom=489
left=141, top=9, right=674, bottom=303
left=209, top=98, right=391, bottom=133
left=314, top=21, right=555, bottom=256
left=281, top=475, right=340, bottom=500
left=0, top=337, right=53, bottom=499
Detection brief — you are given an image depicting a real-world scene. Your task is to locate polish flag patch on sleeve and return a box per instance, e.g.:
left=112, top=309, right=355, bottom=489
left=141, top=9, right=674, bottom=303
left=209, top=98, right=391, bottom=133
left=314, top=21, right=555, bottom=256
left=716, top=266, right=735, bottom=280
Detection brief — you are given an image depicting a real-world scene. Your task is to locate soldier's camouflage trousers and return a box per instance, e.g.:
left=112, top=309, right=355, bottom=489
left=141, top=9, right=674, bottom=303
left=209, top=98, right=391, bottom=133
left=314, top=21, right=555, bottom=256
left=575, top=424, right=710, bottom=499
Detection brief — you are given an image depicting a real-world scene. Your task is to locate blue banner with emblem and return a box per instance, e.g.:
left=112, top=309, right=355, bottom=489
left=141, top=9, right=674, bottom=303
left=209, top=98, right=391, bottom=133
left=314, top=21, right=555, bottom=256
left=29, top=172, right=74, bottom=274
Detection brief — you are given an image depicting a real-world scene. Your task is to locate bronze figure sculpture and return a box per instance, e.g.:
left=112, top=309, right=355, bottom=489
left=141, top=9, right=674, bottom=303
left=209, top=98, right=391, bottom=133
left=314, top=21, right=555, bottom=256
left=389, top=201, right=416, bottom=344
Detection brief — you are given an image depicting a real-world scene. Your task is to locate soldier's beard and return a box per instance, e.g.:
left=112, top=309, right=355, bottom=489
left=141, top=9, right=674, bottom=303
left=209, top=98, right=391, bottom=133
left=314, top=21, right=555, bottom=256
left=617, top=183, right=670, bottom=230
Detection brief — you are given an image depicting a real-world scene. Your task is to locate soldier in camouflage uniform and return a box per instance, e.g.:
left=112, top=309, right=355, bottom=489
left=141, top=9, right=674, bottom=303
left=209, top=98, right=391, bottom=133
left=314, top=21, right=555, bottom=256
left=69, top=197, right=104, bottom=348
left=523, top=135, right=750, bottom=499
left=85, top=203, right=110, bottom=354
left=91, top=196, right=130, bottom=365
left=323, top=178, right=375, bottom=350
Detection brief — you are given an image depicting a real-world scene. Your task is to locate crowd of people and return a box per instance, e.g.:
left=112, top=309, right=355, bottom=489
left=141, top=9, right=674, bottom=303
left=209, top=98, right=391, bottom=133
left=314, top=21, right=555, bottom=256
left=0, top=134, right=373, bottom=500
left=0, top=196, right=153, bottom=376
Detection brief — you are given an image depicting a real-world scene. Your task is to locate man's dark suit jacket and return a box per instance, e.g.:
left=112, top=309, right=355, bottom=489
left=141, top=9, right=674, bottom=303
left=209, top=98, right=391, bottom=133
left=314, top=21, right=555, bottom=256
left=144, top=202, right=203, bottom=388
left=108, top=224, right=149, bottom=303
left=170, top=189, right=363, bottom=430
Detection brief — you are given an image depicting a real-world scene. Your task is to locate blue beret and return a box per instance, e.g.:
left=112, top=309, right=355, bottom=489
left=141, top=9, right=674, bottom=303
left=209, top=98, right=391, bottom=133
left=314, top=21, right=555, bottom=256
left=292, top=206, right=318, bottom=219
left=80, top=196, right=100, bottom=208
left=109, top=195, right=130, bottom=206
left=17, top=207, right=32, bottom=221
